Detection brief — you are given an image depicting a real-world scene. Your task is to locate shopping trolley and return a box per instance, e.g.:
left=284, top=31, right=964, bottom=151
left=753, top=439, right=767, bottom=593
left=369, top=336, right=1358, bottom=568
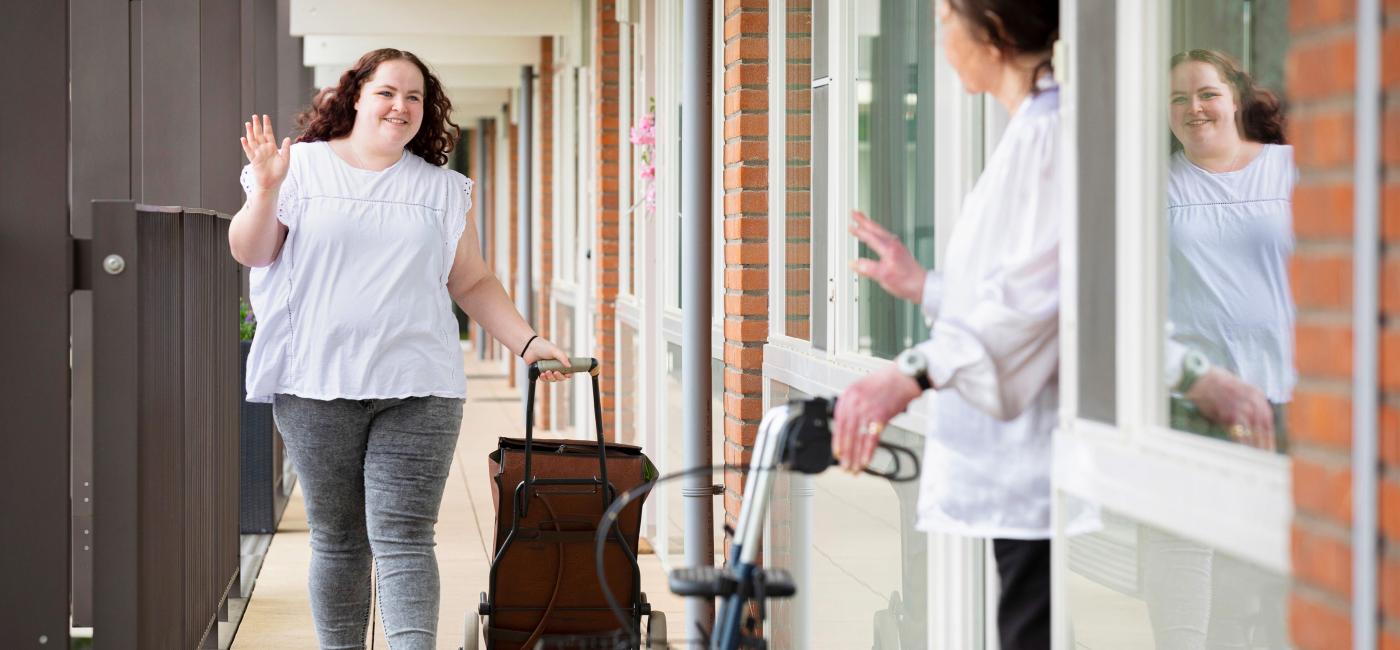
left=463, top=358, right=668, bottom=650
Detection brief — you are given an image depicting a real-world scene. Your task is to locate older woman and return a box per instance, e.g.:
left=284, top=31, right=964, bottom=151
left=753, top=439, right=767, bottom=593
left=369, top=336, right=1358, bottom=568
left=833, top=1, right=1069, bottom=648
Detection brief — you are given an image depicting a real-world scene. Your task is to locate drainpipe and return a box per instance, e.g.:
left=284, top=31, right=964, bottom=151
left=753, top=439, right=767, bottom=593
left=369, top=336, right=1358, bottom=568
left=681, top=0, right=716, bottom=638
left=478, top=117, right=491, bottom=360
left=1352, top=2, right=1379, bottom=648
left=517, top=67, right=535, bottom=407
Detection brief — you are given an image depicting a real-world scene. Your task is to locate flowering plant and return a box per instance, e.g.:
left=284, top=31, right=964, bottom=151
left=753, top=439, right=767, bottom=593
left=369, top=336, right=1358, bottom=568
left=239, top=298, right=257, bottom=341
left=629, top=99, right=657, bottom=216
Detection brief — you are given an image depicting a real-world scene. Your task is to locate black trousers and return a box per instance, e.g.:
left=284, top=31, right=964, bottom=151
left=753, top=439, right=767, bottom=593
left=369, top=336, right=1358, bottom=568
left=993, top=538, right=1051, bottom=650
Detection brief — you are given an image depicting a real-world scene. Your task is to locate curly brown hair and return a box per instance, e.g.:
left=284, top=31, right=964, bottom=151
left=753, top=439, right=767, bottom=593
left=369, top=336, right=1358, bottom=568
left=1171, top=49, right=1287, bottom=146
left=296, top=48, right=460, bottom=166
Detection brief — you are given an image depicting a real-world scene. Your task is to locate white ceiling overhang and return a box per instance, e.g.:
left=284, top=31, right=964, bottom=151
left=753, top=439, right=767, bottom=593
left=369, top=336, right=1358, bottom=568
left=314, top=64, right=526, bottom=90
left=290, top=0, right=578, bottom=37
left=304, top=35, right=541, bottom=68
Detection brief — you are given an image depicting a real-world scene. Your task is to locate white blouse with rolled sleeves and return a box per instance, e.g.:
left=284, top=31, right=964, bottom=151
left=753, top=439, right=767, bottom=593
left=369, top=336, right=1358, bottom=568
left=1163, top=144, right=1297, bottom=403
left=910, top=85, right=1090, bottom=539
left=240, top=140, right=473, bottom=403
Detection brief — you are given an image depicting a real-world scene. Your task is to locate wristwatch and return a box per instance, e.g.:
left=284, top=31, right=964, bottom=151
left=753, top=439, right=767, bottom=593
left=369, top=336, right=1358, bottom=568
left=895, top=348, right=933, bottom=391
left=1176, top=349, right=1211, bottom=394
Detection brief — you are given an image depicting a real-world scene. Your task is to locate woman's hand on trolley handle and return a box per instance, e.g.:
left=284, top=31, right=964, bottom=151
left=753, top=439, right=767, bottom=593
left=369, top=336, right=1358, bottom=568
left=833, top=366, right=922, bottom=474
left=523, top=336, right=572, bottom=383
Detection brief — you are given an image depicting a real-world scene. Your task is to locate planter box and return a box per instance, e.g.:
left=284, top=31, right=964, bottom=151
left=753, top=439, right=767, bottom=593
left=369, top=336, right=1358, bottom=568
left=239, top=340, right=291, bottom=534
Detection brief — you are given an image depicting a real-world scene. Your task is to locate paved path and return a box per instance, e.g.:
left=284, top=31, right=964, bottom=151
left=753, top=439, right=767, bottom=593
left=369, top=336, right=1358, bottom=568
left=234, top=354, right=685, bottom=649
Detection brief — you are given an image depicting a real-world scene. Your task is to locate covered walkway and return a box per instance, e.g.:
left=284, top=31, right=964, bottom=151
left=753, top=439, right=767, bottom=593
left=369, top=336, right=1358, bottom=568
left=232, top=352, right=686, bottom=648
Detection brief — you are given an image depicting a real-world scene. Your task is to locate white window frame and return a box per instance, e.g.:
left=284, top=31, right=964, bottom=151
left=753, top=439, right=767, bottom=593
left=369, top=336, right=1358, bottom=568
left=1052, top=0, right=1291, bottom=576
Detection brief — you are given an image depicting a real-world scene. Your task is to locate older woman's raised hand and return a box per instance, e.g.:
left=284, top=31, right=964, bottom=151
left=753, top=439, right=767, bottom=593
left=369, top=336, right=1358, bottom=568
left=240, top=114, right=291, bottom=191
left=849, top=210, right=927, bottom=304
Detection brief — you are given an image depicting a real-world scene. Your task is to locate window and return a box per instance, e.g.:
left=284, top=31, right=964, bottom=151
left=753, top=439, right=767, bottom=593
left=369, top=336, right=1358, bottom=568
left=765, top=381, right=929, bottom=648
left=1056, top=1, right=1309, bottom=643
left=851, top=0, right=937, bottom=360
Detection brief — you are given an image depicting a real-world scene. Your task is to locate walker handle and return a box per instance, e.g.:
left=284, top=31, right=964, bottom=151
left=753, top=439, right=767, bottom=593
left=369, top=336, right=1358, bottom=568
left=531, top=357, right=600, bottom=379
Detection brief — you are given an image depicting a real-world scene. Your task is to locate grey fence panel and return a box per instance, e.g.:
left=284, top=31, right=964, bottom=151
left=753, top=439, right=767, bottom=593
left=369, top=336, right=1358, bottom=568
left=93, top=203, right=240, bottom=649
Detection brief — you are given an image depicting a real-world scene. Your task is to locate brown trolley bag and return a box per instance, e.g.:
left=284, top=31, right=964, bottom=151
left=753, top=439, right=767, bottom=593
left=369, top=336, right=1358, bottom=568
left=477, top=358, right=658, bottom=649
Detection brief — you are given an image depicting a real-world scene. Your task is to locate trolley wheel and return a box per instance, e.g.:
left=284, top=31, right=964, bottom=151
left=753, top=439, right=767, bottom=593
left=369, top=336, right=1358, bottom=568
left=646, top=610, right=668, bottom=648
left=462, top=610, right=480, bottom=650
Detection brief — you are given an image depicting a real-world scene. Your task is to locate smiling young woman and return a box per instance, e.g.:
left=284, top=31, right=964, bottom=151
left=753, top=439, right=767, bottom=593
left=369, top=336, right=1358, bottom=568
left=228, top=48, right=570, bottom=649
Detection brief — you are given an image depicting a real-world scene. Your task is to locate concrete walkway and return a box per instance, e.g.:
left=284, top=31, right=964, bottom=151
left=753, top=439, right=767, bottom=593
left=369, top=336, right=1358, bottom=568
left=233, top=353, right=685, bottom=649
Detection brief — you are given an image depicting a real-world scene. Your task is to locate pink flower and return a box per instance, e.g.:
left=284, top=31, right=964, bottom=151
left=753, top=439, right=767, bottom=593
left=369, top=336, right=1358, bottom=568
left=639, top=163, right=656, bottom=181
left=629, top=112, right=656, bottom=146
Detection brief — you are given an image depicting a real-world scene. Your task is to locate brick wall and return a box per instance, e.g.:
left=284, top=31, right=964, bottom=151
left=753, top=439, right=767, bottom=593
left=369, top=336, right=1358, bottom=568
left=1285, top=1, right=1396, bottom=647
left=721, top=0, right=770, bottom=549
left=784, top=0, right=813, bottom=342
left=538, top=38, right=556, bottom=428
left=484, top=119, right=499, bottom=361
left=1379, top=2, right=1400, bottom=647
left=595, top=0, right=622, bottom=439
left=509, top=122, right=521, bottom=383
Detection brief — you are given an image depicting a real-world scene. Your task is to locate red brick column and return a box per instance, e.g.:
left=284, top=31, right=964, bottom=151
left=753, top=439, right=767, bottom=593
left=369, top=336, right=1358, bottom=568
left=1378, top=3, right=1400, bottom=647
left=508, top=122, right=520, bottom=385
left=1283, top=2, right=1397, bottom=647
left=595, top=1, right=622, bottom=439
left=537, top=37, right=556, bottom=428
left=720, top=0, right=769, bottom=549
left=483, top=120, right=499, bottom=361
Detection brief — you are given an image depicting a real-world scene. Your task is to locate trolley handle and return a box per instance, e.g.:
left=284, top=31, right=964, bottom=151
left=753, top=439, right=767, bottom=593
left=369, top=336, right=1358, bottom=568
left=530, top=357, right=600, bottom=380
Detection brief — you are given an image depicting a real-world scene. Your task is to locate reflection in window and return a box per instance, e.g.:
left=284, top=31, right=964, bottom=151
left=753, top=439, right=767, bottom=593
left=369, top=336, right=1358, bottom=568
left=660, top=343, right=724, bottom=560
left=555, top=303, right=576, bottom=432
left=1067, top=510, right=1288, bottom=648
left=785, top=1, right=815, bottom=341
left=1163, top=2, right=1296, bottom=454
left=767, top=382, right=928, bottom=649
left=854, top=0, right=937, bottom=359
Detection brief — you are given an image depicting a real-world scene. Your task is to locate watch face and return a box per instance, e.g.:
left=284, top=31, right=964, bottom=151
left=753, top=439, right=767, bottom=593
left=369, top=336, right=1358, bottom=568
left=897, top=350, right=925, bottom=375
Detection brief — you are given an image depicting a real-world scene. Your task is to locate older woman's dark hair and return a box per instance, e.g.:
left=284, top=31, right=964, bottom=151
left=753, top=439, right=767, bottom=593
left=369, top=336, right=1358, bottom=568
left=1170, top=49, right=1286, bottom=145
left=947, top=0, right=1059, bottom=92
left=296, top=48, right=460, bottom=166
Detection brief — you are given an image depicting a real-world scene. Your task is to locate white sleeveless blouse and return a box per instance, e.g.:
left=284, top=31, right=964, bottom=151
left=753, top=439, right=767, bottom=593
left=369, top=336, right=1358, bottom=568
left=1167, top=144, right=1297, bottom=403
left=240, top=141, right=473, bottom=403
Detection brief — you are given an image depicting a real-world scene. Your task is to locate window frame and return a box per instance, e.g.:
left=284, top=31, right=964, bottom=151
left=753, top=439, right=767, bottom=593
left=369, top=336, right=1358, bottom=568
left=1052, top=0, right=1292, bottom=576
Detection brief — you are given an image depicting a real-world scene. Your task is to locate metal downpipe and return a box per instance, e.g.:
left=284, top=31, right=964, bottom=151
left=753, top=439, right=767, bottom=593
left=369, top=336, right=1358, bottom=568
left=517, top=67, right=535, bottom=408
left=1351, top=1, right=1380, bottom=648
left=681, top=0, right=717, bottom=639
left=477, top=117, right=491, bottom=360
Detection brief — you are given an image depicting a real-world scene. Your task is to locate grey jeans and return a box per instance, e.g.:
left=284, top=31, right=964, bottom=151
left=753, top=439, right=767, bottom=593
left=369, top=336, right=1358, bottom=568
left=274, top=394, right=464, bottom=650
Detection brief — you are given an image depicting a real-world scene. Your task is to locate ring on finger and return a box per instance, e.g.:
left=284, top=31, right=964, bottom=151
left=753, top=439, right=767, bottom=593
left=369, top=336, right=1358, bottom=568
left=863, top=421, right=884, bottom=436
left=1227, top=424, right=1250, bottom=441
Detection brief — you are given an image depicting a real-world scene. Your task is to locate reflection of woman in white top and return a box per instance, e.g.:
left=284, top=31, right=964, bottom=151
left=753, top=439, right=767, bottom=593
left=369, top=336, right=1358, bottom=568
left=1164, top=49, right=1296, bottom=453
left=1140, top=49, right=1294, bottom=650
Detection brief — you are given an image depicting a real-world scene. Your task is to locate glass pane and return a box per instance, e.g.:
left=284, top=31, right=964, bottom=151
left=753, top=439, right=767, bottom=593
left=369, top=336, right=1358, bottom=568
left=618, top=322, right=639, bottom=446
left=785, top=1, right=815, bottom=341
left=555, top=303, right=576, bottom=432
left=767, top=381, right=929, bottom=649
left=1162, top=1, right=1299, bottom=453
left=853, top=0, right=937, bottom=360
left=1067, top=508, right=1289, bottom=648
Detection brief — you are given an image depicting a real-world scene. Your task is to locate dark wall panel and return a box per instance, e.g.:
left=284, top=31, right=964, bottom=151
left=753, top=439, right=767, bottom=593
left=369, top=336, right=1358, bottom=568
left=0, top=1, right=72, bottom=645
